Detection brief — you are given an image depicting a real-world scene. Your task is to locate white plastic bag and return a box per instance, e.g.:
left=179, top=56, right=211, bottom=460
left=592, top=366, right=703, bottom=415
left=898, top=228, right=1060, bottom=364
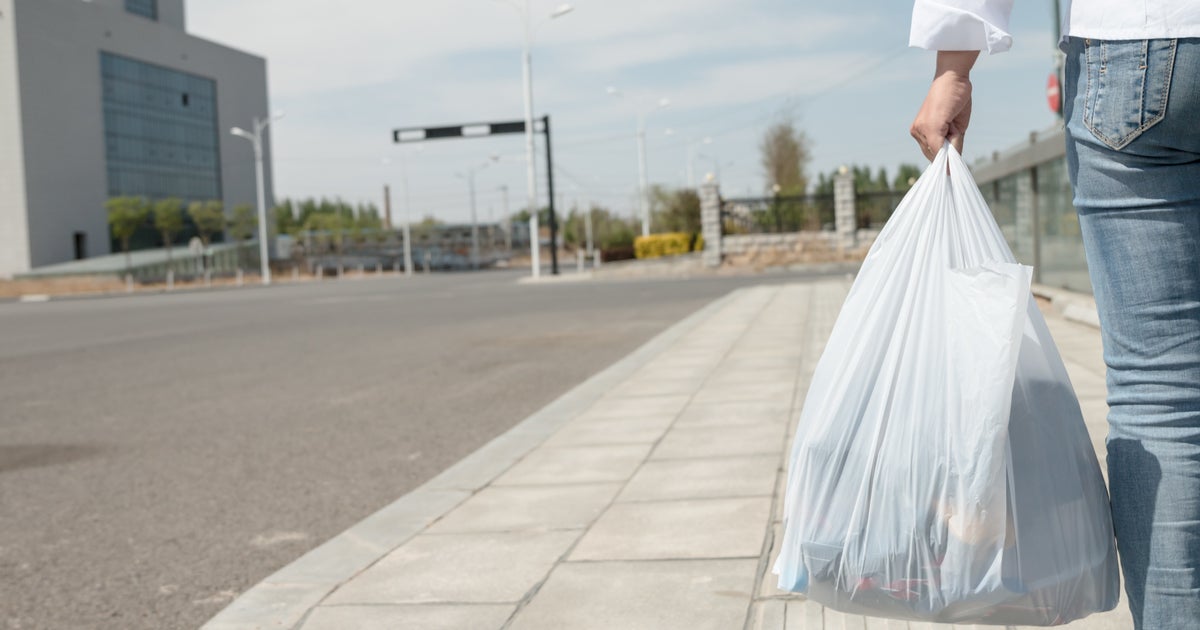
left=771, top=145, right=1119, bottom=625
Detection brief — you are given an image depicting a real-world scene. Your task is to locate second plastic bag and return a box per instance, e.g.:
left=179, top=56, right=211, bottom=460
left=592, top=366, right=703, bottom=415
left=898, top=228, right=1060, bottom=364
left=770, top=145, right=1119, bottom=625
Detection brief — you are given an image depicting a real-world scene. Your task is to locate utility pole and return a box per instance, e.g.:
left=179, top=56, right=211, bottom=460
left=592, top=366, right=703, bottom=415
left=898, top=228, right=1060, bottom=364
left=401, top=155, right=415, bottom=276
left=1052, top=0, right=1065, bottom=119
left=584, top=203, right=594, bottom=260
left=383, top=184, right=392, bottom=229
left=543, top=114, right=560, bottom=275
left=500, top=185, right=511, bottom=252
left=466, top=169, right=480, bottom=270
left=636, top=115, right=650, bottom=236
left=230, top=112, right=283, bottom=285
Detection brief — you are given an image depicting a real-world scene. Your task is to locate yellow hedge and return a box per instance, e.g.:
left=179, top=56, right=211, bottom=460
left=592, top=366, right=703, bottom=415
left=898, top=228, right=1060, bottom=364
left=634, top=232, right=704, bottom=259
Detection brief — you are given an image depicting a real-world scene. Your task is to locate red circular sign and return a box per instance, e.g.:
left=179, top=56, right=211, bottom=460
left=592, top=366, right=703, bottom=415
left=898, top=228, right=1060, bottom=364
left=1047, top=73, right=1062, bottom=114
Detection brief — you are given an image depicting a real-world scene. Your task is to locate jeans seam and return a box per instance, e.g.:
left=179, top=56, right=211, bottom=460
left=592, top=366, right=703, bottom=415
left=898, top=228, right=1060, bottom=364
left=1084, top=40, right=1094, bottom=133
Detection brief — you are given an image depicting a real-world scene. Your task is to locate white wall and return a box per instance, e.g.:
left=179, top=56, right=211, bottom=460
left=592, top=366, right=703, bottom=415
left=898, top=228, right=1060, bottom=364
left=0, top=0, right=32, bottom=276
left=1, top=0, right=270, bottom=275
left=87, top=0, right=186, bottom=30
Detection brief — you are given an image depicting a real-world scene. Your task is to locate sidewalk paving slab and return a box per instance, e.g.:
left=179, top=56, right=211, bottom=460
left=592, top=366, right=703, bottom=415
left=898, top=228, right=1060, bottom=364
left=204, top=280, right=1134, bottom=630
left=507, top=559, right=760, bottom=630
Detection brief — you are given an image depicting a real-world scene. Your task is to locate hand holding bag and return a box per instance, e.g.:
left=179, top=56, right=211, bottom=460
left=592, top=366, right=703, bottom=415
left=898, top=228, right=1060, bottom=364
left=771, top=144, right=1119, bottom=625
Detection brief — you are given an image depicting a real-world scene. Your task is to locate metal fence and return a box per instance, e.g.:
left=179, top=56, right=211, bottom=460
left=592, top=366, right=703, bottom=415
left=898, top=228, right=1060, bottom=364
left=718, top=188, right=903, bottom=236
left=720, top=194, right=836, bottom=234
left=288, top=223, right=511, bottom=272
left=854, top=190, right=905, bottom=230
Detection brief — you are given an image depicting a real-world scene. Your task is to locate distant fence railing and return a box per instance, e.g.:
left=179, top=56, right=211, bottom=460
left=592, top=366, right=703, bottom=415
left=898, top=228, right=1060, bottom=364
left=719, top=190, right=905, bottom=237
left=720, top=194, right=835, bottom=234
left=854, top=190, right=905, bottom=230
left=285, top=224, right=511, bottom=272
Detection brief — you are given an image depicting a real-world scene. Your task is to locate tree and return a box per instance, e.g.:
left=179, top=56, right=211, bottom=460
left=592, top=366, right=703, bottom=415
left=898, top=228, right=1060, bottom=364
left=759, top=119, right=811, bottom=195
left=106, top=196, right=149, bottom=271
left=152, top=197, right=184, bottom=270
left=188, top=200, right=225, bottom=246
left=352, top=204, right=384, bottom=243
left=228, top=204, right=257, bottom=241
left=228, top=204, right=258, bottom=269
left=273, top=199, right=298, bottom=236
left=893, top=164, right=922, bottom=191
left=648, top=185, right=702, bottom=235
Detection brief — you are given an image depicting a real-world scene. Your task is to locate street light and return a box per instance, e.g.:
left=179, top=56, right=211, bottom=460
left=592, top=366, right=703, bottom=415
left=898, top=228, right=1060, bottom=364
left=667, top=132, right=712, bottom=188
left=456, top=155, right=499, bottom=270
left=498, top=184, right=512, bottom=252
left=230, top=111, right=283, bottom=285
left=496, top=0, right=573, bottom=278
left=384, top=144, right=424, bottom=276
left=688, top=137, right=713, bottom=188
left=608, top=87, right=669, bottom=236
left=697, top=151, right=733, bottom=183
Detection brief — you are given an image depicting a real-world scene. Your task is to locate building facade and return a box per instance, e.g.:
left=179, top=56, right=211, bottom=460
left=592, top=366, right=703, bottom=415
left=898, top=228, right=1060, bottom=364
left=0, top=0, right=273, bottom=277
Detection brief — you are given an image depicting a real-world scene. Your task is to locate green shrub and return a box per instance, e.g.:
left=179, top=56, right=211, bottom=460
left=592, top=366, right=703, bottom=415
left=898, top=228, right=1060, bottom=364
left=634, top=232, right=700, bottom=259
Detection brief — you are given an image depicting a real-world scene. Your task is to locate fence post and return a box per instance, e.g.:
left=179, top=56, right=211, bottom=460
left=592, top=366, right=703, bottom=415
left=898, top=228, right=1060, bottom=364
left=700, top=178, right=722, bottom=268
left=834, top=167, right=857, bottom=253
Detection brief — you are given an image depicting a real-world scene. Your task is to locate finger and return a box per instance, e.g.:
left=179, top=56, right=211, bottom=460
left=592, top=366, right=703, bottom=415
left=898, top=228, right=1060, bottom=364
left=946, top=122, right=965, bottom=156
left=922, top=130, right=944, bottom=161
left=910, top=126, right=933, bottom=161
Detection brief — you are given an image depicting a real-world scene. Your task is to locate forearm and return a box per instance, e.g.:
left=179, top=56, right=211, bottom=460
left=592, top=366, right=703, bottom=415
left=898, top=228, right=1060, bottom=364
left=936, top=51, right=979, bottom=79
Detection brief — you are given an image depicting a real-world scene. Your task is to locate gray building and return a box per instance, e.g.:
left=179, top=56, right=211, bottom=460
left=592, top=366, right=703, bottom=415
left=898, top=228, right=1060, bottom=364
left=0, top=0, right=273, bottom=277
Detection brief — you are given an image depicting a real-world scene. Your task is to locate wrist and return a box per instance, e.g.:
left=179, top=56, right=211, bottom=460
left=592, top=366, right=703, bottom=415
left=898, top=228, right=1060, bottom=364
left=935, top=51, right=979, bottom=79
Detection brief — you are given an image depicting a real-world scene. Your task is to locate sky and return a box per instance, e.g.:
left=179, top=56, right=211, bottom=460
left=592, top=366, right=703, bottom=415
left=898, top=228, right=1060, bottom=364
left=187, top=0, right=1064, bottom=225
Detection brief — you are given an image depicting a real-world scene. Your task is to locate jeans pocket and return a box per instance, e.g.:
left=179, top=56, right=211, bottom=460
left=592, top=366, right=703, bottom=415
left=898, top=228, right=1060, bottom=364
left=1084, top=39, right=1178, bottom=150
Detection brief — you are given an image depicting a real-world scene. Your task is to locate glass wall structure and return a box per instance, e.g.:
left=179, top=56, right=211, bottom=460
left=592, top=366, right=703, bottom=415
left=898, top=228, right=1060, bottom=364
left=100, top=52, right=221, bottom=202
left=124, top=0, right=158, bottom=20
left=973, top=132, right=1094, bottom=294
left=100, top=51, right=222, bottom=248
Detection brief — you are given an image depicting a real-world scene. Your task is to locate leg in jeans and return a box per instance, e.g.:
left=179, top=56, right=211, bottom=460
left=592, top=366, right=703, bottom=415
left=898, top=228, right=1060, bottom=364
left=1063, top=37, right=1200, bottom=630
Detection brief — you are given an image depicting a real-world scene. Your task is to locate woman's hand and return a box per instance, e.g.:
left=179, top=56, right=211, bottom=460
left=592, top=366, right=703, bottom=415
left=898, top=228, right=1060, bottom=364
left=911, top=51, right=979, bottom=160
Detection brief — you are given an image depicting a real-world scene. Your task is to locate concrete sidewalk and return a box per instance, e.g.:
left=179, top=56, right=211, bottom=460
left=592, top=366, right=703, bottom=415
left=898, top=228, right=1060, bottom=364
left=205, top=279, right=1131, bottom=630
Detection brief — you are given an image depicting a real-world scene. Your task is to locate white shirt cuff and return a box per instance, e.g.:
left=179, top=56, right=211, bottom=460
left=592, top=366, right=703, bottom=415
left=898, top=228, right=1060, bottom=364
left=910, top=0, right=1014, bottom=54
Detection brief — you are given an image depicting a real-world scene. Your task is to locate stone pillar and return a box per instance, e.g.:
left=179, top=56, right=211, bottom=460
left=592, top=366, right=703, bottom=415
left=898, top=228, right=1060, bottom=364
left=700, top=180, right=722, bottom=268
left=833, top=168, right=856, bottom=251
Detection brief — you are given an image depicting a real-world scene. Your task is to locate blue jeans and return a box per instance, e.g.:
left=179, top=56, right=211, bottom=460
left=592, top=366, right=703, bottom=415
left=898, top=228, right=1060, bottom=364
left=1063, top=37, right=1200, bottom=629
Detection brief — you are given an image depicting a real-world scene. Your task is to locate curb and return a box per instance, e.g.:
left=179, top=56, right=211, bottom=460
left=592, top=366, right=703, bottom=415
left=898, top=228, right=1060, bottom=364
left=1032, top=284, right=1100, bottom=329
left=0, top=280, right=284, bottom=304
left=201, top=287, right=746, bottom=630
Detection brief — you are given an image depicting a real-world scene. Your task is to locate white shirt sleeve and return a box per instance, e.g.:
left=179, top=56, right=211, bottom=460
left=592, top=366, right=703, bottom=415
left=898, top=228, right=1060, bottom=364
left=910, top=0, right=1015, bottom=54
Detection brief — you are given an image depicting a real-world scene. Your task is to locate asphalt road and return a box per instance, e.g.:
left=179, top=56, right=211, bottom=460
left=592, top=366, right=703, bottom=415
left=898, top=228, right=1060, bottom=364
left=0, top=269, right=839, bottom=630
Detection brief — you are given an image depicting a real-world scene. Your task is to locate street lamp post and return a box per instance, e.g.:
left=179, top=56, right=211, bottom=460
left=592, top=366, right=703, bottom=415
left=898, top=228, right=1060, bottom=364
left=230, top=112, right=283, bottom=285
left=499, top=184, right=512, bottom=252
left=501, top=1, right=573, bottom=278
left=457, top=156, right=498, bottom=270
left=384, top=147, right=422, bottom=276
left=697, top=151, right=733, bottom=183
left=608, top=88, right=669, bottom=237
left=400, top=146, right=423, bottom=276
left=688, top=137, right=713, bottom=188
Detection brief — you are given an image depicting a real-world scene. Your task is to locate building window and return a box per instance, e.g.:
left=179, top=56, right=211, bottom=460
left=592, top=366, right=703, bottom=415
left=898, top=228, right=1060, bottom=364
left=125, top=0, right=158, bottom=21
left=100, top=52, right=222, bottom=249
